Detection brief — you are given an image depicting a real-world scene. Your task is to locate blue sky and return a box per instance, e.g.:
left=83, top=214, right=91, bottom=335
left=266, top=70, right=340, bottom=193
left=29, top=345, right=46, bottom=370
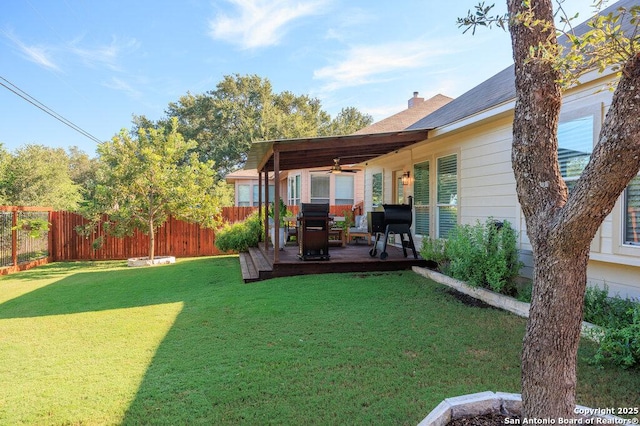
left=1, top=0, right=597, bottom=155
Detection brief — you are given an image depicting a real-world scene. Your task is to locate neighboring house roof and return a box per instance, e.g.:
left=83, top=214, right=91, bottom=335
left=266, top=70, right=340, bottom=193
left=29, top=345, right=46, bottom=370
left=225, top=169, right=274, bottom=184
left=225, top=169, right=260, bottom=180
left=409, top=0, right=638, bottom=130
left=354, top=93, right=453, bottom=134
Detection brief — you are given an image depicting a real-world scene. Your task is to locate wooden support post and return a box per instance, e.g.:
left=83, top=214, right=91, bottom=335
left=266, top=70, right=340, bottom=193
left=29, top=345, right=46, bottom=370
left=273, top=150, right=280, bottom=263
left=263, top=168, right=269, bottom=253
left=258, top=169, right=263, bottom=243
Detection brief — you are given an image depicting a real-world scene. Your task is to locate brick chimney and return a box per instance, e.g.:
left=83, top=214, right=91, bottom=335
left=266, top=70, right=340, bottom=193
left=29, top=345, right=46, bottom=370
left=408, top=91, right=424, bottom=109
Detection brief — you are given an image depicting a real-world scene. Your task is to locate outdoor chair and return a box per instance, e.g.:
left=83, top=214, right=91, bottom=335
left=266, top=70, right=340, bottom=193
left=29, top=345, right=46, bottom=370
left=347, top=215, right=371, bottom=245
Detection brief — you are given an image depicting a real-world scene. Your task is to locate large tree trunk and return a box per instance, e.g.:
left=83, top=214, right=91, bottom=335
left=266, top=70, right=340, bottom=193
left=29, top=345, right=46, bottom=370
left=521, top=243, right=589, bottom=417
left=507, top=0, right=640, bottom=420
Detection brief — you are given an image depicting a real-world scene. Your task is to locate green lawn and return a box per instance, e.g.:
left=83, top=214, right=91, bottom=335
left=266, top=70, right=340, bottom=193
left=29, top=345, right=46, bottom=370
left=0, top=257, right=637, bottom=425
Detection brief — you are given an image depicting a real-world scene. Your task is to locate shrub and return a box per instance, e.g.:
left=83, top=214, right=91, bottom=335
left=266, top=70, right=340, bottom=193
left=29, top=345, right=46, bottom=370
left=419, top=237, right=448, bottom=268
left=444, top=223, right=486, bottom=287
left=515, top=279, right=533, bottom=303
left=443, top=219, right=522, bottom=296
left=584, top=286, right=640, bottom=369
left=215, top=211, right=262, bottom=252
left=584, top=285, right=636, bottom=329
left=593, top=304, right=640, bottom=369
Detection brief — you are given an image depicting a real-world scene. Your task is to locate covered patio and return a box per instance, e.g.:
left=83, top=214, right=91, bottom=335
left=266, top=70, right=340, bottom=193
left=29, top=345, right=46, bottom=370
left=241, top=129, right=431, bottom=282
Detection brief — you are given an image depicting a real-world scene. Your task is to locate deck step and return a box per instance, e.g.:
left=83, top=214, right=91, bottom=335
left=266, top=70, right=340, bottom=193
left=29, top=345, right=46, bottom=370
left=239, top=247, right=274, bottom=283
left=239, top=252, right=259, bottom=282
left=248, top=247, right=273, bottom=274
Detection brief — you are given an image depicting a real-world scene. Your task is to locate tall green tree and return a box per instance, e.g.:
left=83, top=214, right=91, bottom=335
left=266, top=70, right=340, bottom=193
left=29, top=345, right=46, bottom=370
left=67, top=146, right=98, bottom=187
left=0, top=144, right=82, bottom=210
left=165, top=74, right=371, bottom=179
left=0, top=143, right=9, bottom=205
left=87, top=118, right=222, bottom=260
left=67, top=146, right=100, bottom=206
left=460, top=0, right=640, bottom=419
left=321, top=107, right=373, bottom=136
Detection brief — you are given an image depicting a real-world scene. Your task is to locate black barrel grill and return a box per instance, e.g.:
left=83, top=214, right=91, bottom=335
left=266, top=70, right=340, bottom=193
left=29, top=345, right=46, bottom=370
left=297, top=203, right=331, bottom=260
left=369, top=200, right=417, bottom=260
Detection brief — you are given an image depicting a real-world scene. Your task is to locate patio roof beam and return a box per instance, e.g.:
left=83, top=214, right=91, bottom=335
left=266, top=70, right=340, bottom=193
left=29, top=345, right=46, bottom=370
left=244, top=128, right=430, bottom=173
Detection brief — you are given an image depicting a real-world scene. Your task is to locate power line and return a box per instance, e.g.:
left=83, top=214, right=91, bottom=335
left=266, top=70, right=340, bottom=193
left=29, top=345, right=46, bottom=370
left=0, top=75, right=103, bottom=144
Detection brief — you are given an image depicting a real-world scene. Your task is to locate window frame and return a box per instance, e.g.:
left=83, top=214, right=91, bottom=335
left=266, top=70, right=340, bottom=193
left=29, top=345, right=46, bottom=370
left=334, top=174, right=355, bottom=206
left=310, top=172, right=330, bottom=204
left=288, top=174, right=301, bottom=206
left=557, top=113, right=596, bottom=192
left=371, top=171, right=383, bottom=209
left=436, top=153, right=458, bottom=239
left=413, top=160, right=430, bottom=237
left=237, top=184, right=251, bottom=207
left=623, top=175, right=640, bottom=247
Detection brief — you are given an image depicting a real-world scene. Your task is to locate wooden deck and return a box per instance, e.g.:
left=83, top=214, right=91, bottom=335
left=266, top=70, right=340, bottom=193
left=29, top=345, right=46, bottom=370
left=239, top=241, right=427, bottom=282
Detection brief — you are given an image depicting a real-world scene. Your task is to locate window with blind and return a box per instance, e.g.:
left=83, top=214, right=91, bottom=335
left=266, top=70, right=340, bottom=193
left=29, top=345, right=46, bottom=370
left=372, top=172, right=383, bottom=208
left=288, top=175, right=300, bottom=206
left=413, top=161, right=430, bottom=236
left=310, top=174, right=330, bottom=204
left=558, top=116, right=593, bottom=192
left=395, top=171, right=404, bottom=204
left=253, top=184, right=274, bottom=207
left=237, top=184, right=250, bottom=207
left=624, top=176, right=640, bottom=246
left=335, top=175, right=354, bottom=205
left=437, top=154, right=457, bottom=238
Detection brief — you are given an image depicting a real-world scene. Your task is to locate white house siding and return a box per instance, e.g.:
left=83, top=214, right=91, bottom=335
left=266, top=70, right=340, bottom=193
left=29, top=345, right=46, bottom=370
left=364, top=73, right=640, bottom=298
left=409, top=115, right=518, bottom=225
left=588, top=261, right=640, bottom=300
left=458, top=117, right=516, bottom=226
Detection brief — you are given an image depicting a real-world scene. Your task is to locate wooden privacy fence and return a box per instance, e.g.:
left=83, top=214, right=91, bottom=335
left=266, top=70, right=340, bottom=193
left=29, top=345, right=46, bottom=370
left=1, top=204, right=359, bottom=268
left=50, top=205, right=357, bottom=261
left=50, top=207, right=257, bottom=261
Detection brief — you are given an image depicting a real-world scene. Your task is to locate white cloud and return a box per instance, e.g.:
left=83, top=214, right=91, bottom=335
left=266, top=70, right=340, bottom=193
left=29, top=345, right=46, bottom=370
left=103, top=77, right=143, bottom=99
left=2, top=28, right=139, bottom=73
left=1, top=28, right=60, bottom=71
left=209, top=0, right=328, bottom=49
left=313, top=40, right=453, bottom=92
left=68, top=36, right=139, bottom=71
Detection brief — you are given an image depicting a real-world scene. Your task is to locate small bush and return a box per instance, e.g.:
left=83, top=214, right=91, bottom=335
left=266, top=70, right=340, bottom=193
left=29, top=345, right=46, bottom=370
left=215, top=211, right=262, bottom=252
left=443, top=219, right=522, bottom=296
left=584, top=286, right=640, bottom=369
left=419, top=238, right=448, bottom=268
left=515, top=280, right=533, bottom=303
left=584, top=285, right=636, bottom=329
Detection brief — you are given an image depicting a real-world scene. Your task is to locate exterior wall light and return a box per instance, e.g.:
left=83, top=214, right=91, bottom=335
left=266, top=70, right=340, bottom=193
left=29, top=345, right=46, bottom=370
left=402, top=171, right=411, bottom=186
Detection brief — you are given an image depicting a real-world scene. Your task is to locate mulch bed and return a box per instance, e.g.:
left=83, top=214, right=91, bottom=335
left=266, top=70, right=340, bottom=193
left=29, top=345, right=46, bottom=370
left=443, top=288, right=499, bottom=309
left=447, top=413, right=520, bottom=425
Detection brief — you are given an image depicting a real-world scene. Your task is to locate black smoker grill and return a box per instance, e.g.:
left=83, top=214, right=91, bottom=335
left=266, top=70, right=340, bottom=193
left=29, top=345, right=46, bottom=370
left=369, top=198, right=417, bottom=260
left=297, top=203, right=331, bottom=260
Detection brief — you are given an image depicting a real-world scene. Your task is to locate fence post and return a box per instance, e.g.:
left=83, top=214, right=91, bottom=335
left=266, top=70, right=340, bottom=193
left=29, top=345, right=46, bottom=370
left=48, top=211, right=55, bottom=262
left=11, top=209, right=18, bottom=268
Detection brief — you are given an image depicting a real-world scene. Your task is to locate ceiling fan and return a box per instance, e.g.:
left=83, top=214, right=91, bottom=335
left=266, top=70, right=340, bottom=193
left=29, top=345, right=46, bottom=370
left=326, top=158, right=360, bottom=174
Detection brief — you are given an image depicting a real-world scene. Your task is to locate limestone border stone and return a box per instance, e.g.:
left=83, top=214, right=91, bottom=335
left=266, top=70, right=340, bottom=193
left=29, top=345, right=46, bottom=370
left=127, top=256, right=176, bottom=267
